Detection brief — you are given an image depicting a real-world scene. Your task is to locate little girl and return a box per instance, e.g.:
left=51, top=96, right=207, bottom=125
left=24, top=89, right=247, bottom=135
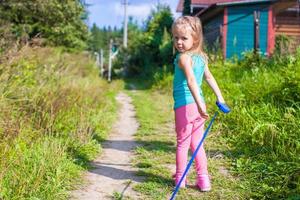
left=172, top=16, right=227, bottom=191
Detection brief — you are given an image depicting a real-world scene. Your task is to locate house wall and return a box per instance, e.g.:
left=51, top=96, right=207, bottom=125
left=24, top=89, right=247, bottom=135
left=275, top=11, right=300, bottom=53
left=226, top=4, right=269, bottom=58
left=203, top=13, right=223, bottom=50
left=275, top=11, right=300, bottom=36
left=192, top=7, right=205, bottom=15
left=267, top=5, right=275, bottom=55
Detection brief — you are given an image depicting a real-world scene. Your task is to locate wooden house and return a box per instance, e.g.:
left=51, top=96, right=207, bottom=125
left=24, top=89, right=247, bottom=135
left=177, top=0, right=300, bottom=59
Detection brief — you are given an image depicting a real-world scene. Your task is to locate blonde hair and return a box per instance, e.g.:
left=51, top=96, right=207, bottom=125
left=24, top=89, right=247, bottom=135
left=172, top=16, right=207, bottom=61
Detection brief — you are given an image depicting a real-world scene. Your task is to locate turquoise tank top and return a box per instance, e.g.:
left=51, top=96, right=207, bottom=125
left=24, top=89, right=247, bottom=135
left=173, top=53, right=206, bottom=109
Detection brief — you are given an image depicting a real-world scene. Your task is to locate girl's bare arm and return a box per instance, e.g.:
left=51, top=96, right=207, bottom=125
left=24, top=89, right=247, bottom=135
left=204, top=65, right=225, bottom=103
left=178, top=54, right=208, bottom=119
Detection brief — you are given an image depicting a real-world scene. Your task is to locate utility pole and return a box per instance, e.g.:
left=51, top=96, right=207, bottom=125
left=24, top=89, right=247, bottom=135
left=100, top=49, right=104, bottom=77
left=108, top=39, right=113, bottom=82
left=108, top=39, right=119, bottom=82
left=298, top=0, right=300, bottom=18
left=254, top=11, right=260, bottom=54
left=123, top=0, right=128, bottom=48
left=157, top=0, right=160, bottom=10
left=94, top=52, right=100, bottom=67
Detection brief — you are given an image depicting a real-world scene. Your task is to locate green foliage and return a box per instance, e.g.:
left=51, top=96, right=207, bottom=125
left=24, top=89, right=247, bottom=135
left=0, top=0, right=89, bottom=49
left=89, top=24, right=103, bottom=52
left=114, top=5, right=174, bottom=77
left=0, top=20, right=16, bottom=54
left=274, top=34, right=291, bottom=57
left=159, top=27, right=173, bottom=65
left=0, top=47, right=119, bottom=199
left=210, top=53, right=300, bottom=199
left=152, top=65, right=173, bottom=92
left=183, top=0, right=191, bottom=16
left=88, top=23, right=122, bottom=54
left=145, top=5, right=173, bottom=63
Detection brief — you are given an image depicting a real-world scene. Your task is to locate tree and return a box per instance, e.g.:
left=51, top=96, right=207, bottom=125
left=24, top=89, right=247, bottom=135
left=183, top=0, right=191, bottom=16
left=159, top=27, right=173, bottom=65
left=145, top=5, right=173, bottom=63
left=114, top=4, right=174, bottom=76
left=0, top=0, right=89, bottom=49
left=89, top=23, right=103, bottom=52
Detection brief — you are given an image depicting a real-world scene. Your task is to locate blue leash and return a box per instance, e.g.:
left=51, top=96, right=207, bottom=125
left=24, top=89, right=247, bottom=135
left=169, top=111, right=219, bottom=200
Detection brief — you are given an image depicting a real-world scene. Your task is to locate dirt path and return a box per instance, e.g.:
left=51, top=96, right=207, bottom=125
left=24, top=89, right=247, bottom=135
left=71, top=92, right=142, bottom=200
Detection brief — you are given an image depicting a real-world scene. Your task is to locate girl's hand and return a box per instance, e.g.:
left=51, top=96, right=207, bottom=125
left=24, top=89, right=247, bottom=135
left=200, top=111, right=209, bottom=119
left=217, top=96, right=225, bottom=104
left=216, top=101, right=231, bottom=114
left=197, top=106, right=209, bottom=119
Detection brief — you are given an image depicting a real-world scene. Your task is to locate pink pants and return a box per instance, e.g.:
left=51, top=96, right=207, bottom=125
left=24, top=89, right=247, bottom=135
left=175, top=102, right=208, bottom=185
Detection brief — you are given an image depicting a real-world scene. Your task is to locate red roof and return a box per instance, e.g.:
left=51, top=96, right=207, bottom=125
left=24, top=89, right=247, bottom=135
left=177, top=0, right=252, bottom=12
left=193, top=0, right=245, bottom=4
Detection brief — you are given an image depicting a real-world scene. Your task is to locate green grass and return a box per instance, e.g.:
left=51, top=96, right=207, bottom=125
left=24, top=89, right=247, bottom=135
left=112, top=190, right=134, bottom=200
left=0, top=46, right=121, bottom=199
left=128, top=88, right=249, bottom=199
left=113, top=191, right=123, bottom=200
left=1, top=137, right=79, bottom=200
left=135, top=50, right=300, bottom=199
left=210, top=52, right=300, bottom=199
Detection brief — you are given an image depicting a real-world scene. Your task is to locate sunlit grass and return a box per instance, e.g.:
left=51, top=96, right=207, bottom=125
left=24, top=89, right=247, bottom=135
left=128, top=88, right=249, bottom=199
left=0, top=46, right=120, bottom=199
left=129, top=49, right=300, bottom=199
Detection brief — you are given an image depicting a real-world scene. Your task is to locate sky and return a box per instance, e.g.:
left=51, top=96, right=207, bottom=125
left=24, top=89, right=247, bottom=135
left=85, top=0, right=181, bottom=29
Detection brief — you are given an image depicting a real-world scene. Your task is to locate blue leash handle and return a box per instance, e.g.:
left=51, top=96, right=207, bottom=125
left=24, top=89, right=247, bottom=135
left=169, top=111, right=219, bottom=200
